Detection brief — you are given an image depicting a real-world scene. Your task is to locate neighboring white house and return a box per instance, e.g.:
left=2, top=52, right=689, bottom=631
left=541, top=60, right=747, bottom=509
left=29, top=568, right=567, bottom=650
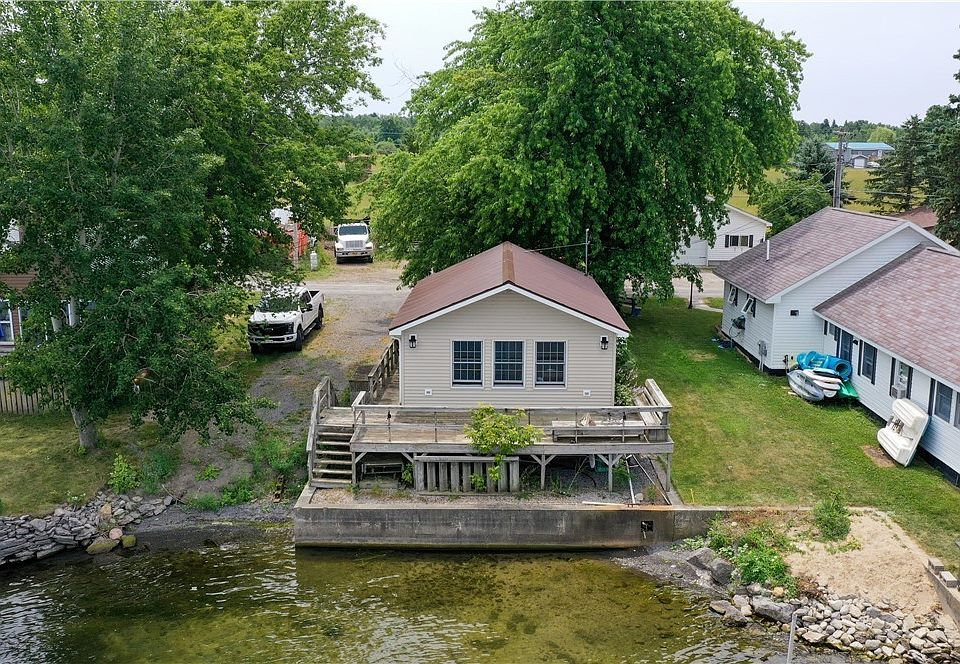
left=675, top=204, right=771, bottom=267
left=714, top=207, right=954, bottom=373
left=814, top=247, right=960, bottom=484
left=388, top=242, right=630, bottom=407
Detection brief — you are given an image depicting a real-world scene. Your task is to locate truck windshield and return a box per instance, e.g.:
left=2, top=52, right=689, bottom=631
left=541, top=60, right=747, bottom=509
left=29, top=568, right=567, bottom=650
left=258, top=295, right=299, bottom=312
left=338, top=225, right=368, bottom=236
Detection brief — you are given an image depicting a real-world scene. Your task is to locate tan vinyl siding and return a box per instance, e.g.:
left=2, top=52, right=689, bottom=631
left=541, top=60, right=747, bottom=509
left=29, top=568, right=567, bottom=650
left=399, top=290, right=617, bottom=407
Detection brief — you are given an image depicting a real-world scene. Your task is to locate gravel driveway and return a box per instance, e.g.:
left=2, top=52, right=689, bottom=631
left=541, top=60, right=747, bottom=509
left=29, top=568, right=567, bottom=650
left=166, top=262, right=408, bottom=498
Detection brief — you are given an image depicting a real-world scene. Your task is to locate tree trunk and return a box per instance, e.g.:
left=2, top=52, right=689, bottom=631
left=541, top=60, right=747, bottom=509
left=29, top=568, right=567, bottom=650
left=71, top=404, right=98, bottom=450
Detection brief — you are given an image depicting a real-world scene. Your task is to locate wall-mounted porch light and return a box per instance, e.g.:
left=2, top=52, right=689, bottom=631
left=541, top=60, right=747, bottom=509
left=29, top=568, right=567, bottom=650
left=600, top=335, right=609, bottom=350
left=409, top=334, right=417, bottom=349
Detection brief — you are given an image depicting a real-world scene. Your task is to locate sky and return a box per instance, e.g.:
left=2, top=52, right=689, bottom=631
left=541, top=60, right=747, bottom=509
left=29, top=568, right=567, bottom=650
left=349, top=1, right=960, bottom=126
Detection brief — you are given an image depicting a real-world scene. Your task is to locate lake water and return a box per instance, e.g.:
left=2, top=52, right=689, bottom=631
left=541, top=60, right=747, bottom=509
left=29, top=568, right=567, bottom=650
left=0, top=530, right=819, bottom=663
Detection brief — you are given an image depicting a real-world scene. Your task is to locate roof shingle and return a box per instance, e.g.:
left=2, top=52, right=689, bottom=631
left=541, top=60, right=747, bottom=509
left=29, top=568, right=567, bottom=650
left=714, top=207, right=906, bottom=301
left=389, top=242, right=628, bottom=333
left=815, top=247, right=960, bottom=388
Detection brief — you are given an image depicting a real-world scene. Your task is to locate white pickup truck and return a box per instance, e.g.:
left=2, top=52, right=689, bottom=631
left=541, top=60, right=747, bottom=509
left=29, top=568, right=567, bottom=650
left=334, top=221, right=374, bottom=263
left=247, top=285, right=324, bottom=353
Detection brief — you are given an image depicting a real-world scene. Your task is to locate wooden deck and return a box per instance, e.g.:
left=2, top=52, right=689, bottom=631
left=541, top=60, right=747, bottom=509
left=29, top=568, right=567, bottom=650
left=307, top=378, right=676, bottom=494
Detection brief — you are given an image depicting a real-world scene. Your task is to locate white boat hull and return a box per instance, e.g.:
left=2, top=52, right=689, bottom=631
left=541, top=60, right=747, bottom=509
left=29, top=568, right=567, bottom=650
left=877, top=399, right=930, bottom=466
left=788, top=370, right=824, bottom=402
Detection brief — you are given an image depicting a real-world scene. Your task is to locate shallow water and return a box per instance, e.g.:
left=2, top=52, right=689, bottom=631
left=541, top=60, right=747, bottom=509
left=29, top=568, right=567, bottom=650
left=0, top=532, right=808, bottom=663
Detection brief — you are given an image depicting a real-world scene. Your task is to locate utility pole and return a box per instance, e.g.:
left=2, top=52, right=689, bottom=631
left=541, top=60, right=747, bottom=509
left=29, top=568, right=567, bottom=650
left=832, top=131, right=848, bottom=208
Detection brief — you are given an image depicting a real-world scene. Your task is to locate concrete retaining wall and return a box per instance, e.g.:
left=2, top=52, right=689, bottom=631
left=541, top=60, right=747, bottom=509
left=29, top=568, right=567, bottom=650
left=294, top=487, right=734, bottom=549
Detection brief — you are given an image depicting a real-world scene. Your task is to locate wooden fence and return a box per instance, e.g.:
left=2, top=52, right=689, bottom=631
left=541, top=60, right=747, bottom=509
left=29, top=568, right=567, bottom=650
left=0, top=377, right=60, bottom=415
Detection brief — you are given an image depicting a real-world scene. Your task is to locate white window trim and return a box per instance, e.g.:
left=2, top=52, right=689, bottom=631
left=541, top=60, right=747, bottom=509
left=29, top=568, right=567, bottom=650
left=741, top=296, right=756, bottom=317
left=727, top=286, right=738, bottom=305
left=534, top=339, right=567, bottom=389
left=492, top=340, right=525, bottom=389
left=933, top=380, right=954, bottom=423
left=451, top=339, right=484, bottom=388
left=0, top=299, right=14, bottom=345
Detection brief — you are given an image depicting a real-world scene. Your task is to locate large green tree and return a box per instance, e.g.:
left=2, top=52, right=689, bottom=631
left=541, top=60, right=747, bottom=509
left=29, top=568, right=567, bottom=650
left=868, top=116, right=926, bottom=213
left=752, top=175, right=831, bottom=235
left=368, top=1, right=807, bottom=297
left=792, top=137, right=834, bottom=186
left=0, top=1, right=381, bottom=447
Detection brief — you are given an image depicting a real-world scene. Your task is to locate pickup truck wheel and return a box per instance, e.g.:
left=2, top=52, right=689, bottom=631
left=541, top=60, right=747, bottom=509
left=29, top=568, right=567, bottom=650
left=293, top=328, right=304, bottom=351
left=250, top=343, right=261, bottom=355
left=335, top=255, right=343, bottom=264
left=367, top=255, right=374, bottom=263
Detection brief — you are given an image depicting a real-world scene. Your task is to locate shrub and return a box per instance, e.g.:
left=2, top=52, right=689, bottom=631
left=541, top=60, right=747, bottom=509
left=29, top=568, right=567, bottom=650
left=251, top=434, right=305, bottom=481
left=465, top=405, right=540, bottom=482
left=706, top=517, right=733, bottom=552
left=141, top=447, right=179, bottom=494
left=400, top=463, right=413, bottom=487
left=220, top=476, right=255, bottom=506
left=196, top=464, right=222, bottom=482
left=470, top=473, right=487, bottom=492
left=614, top=338, right=640, bottom=405
left=735, top=542, right=793, bottom=590
left=187, top=493, right=220, bottom=511
left=814, top=493, right=851, bottom=541
left=109, top=454, right=138, bottom=494
left=0, top=498, right=4, bottom=515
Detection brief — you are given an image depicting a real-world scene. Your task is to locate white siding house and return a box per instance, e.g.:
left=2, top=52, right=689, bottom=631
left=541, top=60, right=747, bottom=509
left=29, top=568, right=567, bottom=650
left=676, top=205, right=771, bottom=267
left=389, top=242, right=629, bottom=408
left=815, top=247, right=960, bottom=483
left=714, top=208, right=952, bottom=371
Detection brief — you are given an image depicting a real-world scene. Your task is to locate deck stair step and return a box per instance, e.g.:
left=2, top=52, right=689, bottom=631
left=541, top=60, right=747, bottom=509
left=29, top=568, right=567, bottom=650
left=311, top=478, right=351, bottom=488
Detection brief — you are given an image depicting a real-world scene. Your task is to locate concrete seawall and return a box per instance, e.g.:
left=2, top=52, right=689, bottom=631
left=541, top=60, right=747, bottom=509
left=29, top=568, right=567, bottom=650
left=294, top=487, right=734, bottom=549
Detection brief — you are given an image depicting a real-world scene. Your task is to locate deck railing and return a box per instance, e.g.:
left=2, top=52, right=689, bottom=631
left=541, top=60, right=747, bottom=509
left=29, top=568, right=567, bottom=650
left=306, top=377, right=336, bottom=477
left=350, top=378, right=672, bottom=445
left=366, top=339, right=399, bottom=402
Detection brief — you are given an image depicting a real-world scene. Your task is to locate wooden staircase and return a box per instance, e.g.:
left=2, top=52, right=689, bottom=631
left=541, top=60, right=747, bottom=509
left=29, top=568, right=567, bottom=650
left=310, top=410, right=355, bottom=488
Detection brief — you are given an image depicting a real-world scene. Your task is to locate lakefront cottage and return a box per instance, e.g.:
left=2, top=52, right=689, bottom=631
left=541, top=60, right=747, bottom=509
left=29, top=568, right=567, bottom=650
left=388, top=241, right=630, bottom=407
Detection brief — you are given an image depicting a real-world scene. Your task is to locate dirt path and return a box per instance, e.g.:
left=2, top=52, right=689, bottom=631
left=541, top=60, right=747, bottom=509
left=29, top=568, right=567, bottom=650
left=165, top=262, right=408, bottom=499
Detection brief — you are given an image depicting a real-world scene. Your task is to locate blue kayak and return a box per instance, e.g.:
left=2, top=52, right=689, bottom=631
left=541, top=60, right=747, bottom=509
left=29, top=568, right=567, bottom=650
left=796, top=351, right=852, bottom=381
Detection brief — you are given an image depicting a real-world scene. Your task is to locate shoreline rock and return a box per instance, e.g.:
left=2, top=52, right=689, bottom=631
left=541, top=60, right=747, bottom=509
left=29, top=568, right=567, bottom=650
left=0, top=492, right=172, bottom=566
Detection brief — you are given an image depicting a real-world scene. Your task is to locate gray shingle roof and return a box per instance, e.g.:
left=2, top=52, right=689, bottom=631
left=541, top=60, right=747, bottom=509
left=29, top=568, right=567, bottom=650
left=815, top=247, right=960, bottom=388
left=714, top=207, right=904, bottom=301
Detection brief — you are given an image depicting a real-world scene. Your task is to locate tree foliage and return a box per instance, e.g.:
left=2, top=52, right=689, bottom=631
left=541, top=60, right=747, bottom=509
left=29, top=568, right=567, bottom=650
left=0, top=1, right=381, bottom=446
left=868, top=116, right=926, bottom=212
left=752, top=175, right=831, bottom=235
left=368, top=1, right=807, bottom=297
left=792, top=137, right=834, bottom=186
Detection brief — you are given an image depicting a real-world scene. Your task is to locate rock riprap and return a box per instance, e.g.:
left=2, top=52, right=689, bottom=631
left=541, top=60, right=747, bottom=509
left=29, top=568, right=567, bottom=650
left=0, top=492, right=171, bottom=566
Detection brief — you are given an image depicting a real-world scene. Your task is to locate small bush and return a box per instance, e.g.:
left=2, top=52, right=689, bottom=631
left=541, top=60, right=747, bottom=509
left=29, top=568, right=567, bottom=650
left=735, top=543, right=793, bottom=590
left=706, top=517, right=732, bottom=551
left=220, top=476, right=255, bottom=506
left=470, top=473, right=487, bottom=492
left=251, top=434, right=305, bottom=481
left=187, top=493, right=220, bottom=511
left=141, top=447, right=179, bottom=494
left=400, top=463, right=413, bottom=487
left=196, top=464, right=222, bottom=482
left=814, top=493, right=851, bottom=541
left=109, top=454, right=138, bottom=494
left=0, top=498, right=4, bottom=515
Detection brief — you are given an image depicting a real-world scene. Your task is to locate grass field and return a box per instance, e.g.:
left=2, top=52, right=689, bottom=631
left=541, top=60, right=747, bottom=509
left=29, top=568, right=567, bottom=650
left=629, top=299, right=960, bottom=570
left=0, top=414, right=169, bottom=515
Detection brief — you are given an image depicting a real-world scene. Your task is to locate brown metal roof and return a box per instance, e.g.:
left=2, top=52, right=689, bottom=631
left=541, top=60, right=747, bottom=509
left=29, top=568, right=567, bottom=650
left=0, top=273, right=33, bottom=291
left=815, top=247, right=960, bottom=388
left=714, top=207, right=906, bottom=301
left=389, top=242, right=629, bottom=333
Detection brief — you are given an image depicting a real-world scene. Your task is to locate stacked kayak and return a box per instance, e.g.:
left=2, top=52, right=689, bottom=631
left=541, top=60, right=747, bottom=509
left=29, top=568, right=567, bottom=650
left=788, top=352, right=858, bottom=402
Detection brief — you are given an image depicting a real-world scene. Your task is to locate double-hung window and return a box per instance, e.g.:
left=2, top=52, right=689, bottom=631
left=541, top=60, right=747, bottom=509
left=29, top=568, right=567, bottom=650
left=535, top=341, right=566, bottom=386
left=452, top=341, right=482, bottom=386
left=859, top=342, right=877, bottom=384
left=494, top=341, right=524, bottom=386
left=933, top=381, right=954, bottom=422
left=742, top=296, right=756, bottom=318
left=0, top=300, right=13, bottom=343
left=725, top=235, right=755, bottom=248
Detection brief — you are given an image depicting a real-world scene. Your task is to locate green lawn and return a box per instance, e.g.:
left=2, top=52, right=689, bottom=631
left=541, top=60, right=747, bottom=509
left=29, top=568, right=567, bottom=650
left=0, top=413, right=168, bottom=515
left=728, top=167, right=893, bottom=216
left=631, top=299, right=960, bottom=570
